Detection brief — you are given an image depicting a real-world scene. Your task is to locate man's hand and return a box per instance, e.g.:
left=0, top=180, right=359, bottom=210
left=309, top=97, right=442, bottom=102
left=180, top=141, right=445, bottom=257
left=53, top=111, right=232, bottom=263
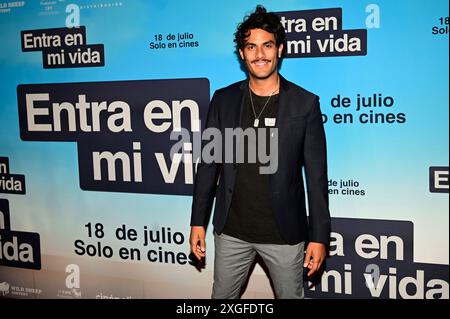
left=189, top=226, right=206, bottom=260
left=303, top=242, right=327, bottom=277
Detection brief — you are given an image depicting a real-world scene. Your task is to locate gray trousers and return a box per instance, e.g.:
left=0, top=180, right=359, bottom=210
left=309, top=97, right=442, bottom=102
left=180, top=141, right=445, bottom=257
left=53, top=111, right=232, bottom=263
left=212, top=232, right=305, bottom=299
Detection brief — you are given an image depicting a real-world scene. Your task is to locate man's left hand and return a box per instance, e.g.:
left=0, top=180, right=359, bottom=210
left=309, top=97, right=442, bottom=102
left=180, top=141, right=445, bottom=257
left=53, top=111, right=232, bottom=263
left=303, top=242, right=327, bottom=277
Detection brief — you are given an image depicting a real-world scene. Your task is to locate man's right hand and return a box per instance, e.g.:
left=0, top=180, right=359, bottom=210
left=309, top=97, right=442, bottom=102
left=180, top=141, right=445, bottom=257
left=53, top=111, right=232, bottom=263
left=189, top=226, right=206, bottom=260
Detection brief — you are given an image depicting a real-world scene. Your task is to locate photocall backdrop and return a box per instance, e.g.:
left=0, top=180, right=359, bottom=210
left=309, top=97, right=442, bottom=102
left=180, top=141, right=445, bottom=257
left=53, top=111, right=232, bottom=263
left=0, top=0, right=448, bottom=299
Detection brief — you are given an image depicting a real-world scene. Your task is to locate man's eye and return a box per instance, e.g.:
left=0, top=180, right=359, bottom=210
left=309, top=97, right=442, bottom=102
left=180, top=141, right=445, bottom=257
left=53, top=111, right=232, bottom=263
left=265, top=43, right=273, bottom=48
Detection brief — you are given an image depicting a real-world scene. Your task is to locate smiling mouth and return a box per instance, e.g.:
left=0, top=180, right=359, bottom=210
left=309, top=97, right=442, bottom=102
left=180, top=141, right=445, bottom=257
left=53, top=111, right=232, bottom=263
left=252, top=60, right=271, bottom=66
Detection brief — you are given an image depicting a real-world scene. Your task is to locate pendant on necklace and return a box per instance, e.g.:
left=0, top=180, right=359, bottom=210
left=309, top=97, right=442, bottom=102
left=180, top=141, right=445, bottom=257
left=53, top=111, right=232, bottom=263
left=254, top=119, right=259, bottom=127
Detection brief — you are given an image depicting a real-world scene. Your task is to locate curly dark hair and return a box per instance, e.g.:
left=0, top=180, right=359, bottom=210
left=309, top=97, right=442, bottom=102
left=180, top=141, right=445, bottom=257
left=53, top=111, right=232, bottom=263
left=234, top=5, right=286, bottom=51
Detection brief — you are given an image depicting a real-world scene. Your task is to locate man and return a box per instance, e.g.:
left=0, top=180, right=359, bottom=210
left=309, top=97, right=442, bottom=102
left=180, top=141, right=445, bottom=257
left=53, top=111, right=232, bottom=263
left=190, top=5, right=330, bottom=299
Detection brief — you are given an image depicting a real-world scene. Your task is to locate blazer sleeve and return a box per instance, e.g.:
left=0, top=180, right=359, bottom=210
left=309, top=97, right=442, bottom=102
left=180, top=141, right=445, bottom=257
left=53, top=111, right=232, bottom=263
left=190, top=91, right=222, bottom=227
left=303, top=95, right=331, bottom=245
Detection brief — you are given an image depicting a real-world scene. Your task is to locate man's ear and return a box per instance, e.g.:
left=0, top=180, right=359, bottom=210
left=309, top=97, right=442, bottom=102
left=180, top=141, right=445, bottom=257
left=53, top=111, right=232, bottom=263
left=239, top=49, right=244, bottom=60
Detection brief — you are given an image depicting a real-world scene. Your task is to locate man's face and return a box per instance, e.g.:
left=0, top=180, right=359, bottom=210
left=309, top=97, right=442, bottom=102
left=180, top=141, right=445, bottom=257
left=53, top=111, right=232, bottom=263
left=239, top=28, right=284, bottom=80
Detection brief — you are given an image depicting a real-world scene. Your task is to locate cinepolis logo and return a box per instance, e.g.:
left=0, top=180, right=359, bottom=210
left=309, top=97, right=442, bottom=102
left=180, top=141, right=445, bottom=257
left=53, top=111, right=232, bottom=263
left=95, top=292, right=132, bottom=299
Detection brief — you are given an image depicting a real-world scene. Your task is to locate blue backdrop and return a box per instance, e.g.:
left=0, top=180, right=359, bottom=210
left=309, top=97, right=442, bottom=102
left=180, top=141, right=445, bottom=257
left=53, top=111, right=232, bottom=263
left=0, top=0, right=448, bottom=299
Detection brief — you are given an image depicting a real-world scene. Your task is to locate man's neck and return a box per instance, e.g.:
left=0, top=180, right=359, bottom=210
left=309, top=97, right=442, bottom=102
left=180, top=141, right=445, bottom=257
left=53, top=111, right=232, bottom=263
left=249, top=72, right=280, bottom=96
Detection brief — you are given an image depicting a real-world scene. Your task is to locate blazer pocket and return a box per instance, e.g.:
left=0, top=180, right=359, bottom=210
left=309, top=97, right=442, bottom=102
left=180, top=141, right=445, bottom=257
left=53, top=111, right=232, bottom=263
left=282, top=113, right=307, bottom=122
left=280, top=114, right=308, bottom=128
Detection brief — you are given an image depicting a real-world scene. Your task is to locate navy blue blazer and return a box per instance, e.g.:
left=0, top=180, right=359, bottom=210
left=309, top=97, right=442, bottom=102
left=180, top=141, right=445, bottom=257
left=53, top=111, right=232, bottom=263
left=191, top=75, right=330, bottom=245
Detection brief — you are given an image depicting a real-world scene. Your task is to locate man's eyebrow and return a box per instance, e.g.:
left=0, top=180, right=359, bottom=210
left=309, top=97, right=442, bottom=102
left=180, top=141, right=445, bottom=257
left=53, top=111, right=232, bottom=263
left=244, top=40, right=275, bottom=46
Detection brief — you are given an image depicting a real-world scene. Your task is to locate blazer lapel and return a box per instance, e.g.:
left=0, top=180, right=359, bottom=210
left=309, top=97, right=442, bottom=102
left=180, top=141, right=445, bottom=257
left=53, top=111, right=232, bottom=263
left=269, top=74, right=290, bottom=192
left=274, top=74, right=291, bottom=128
left=236, top=80, right=247, bottom=129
